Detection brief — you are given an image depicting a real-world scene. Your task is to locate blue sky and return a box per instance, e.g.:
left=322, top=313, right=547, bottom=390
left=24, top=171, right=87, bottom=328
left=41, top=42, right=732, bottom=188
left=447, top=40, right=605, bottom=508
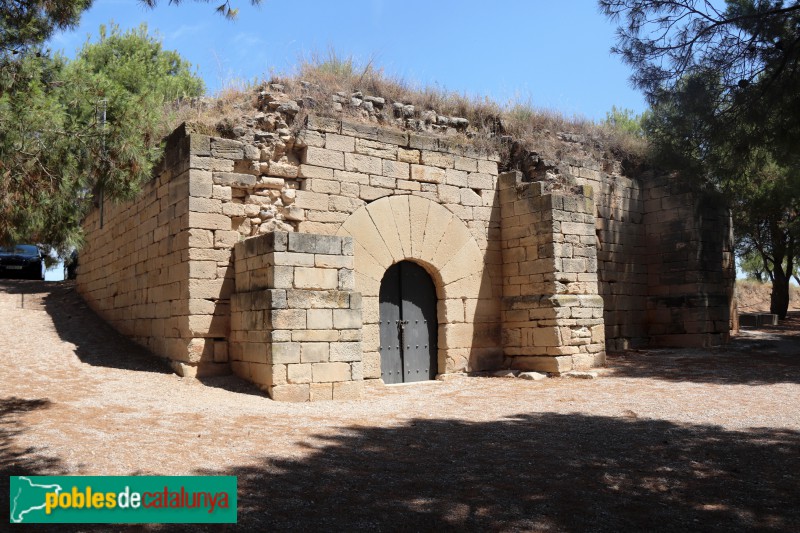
left=49, top=0, right=647, bottom=122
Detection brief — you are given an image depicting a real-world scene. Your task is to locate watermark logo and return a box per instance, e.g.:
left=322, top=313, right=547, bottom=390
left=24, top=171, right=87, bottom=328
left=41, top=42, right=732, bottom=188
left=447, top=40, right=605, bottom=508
left=9, top=476, right=236, bottom=524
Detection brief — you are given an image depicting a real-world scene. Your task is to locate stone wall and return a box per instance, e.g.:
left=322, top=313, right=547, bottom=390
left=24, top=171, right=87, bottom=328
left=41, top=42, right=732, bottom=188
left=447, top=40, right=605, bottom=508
left=77, top=99, right=735, bottom=399
left=77, top=128, right=212, bottom=372
left=591, top=174, right=648, bottom=351
left=513, top=145, right=649, bottom=352
left=644, top=174, right=735, bottom=346
left=230, top=231, right=362, bottom=401
left=499, top=172, right=605, bottom=374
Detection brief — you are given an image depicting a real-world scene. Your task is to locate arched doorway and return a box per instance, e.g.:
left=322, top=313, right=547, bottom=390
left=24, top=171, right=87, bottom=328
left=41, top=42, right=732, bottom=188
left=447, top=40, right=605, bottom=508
left=379, top=261, right=438, bottom=384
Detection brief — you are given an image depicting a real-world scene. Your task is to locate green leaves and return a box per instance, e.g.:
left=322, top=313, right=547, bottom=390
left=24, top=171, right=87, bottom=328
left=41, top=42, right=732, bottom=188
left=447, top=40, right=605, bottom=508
left=603, top=106, right=648, bottom=137
left=0, top=24, right=204, bottom=248
left=602, top=0, right=800, bottom=317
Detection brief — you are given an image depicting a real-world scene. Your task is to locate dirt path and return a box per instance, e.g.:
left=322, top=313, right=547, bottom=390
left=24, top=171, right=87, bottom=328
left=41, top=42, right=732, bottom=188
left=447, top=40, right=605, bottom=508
left=2, top=280, right=799, bottom=531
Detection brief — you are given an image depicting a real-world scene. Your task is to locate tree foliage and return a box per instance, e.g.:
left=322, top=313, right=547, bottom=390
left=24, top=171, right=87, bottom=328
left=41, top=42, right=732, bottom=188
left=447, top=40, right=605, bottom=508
left=0, top=0, right=91, bottom=55
left=604, top=105, right=648, bottom=137
left=602, top=0, right=800, bottom=162
left=0, top=0, right=259, bottom=251
left=0, top=24, right=203, bottom=251
left=738, top=249, right=768, bottom=281
left=140, top=0, right=262, bottom=20
left=603, top=0, right=800, bottom=317
left=600, top=0, right=800, bottom=100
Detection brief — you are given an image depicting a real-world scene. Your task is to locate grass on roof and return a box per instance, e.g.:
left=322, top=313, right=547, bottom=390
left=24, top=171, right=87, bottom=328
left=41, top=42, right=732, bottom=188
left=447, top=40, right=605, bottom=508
left=169, top=50, right=648, bottom=163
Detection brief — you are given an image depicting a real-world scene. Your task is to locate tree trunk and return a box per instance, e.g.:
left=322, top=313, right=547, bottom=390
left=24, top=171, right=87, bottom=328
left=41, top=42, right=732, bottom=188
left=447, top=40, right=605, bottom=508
left=770, top=268, right=791, bottom=319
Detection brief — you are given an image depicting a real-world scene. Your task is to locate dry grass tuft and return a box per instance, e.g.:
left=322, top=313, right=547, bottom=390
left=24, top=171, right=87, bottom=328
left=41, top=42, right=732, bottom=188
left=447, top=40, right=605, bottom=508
left=159, top=51, right=648, bottom=163
left=166, top=78, right=260, bottom=138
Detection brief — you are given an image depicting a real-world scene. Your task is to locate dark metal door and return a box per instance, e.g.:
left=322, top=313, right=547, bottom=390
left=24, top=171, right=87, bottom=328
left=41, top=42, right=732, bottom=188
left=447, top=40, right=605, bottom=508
left=379, top=264, right=403, bottom=384
left=379, top=261, right=437, bottom=384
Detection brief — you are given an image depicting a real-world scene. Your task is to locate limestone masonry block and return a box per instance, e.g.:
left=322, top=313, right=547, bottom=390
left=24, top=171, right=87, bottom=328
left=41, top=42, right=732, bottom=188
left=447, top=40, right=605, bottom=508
left=271, top=342, right=302, bottom=364
left=341, top=120, right=378, bottom=140
left=301, top=342, right=330, bottom=363
left=377, top=128, right=408, bottom=146
left=345, top=153, right=382, bottom=174
left=477, top=160, right=499, bottom=175
left=325, top=133, right=355, bottom=152
left=213, top=173, right=256, bottom=188
left=356, top=139, right=397, bottom=159
left=409, top=133, right=437, bottom=150
left=211, top=138, right=243, bottom=159
left=287, top=363, right=312, bottom=384
left=421, top=151, right=454, bottom=169
left=411, top=164, right=446, bottom=184
left=295, top=267, right=338, bottom=290
left=303, top=147, right=344, bottom=170
left=397, top=148, right=420, bottom=164
left=383, top=160, right=410, bottom=179
left=333, top=381, right=363, bottom=400
left=298, top=164, right=334, bottom=180
left=270, top=384, right=310, bottom=402
left=454, top=156, right=478, bottom=172
left=312, top=362, right=351, bottom=383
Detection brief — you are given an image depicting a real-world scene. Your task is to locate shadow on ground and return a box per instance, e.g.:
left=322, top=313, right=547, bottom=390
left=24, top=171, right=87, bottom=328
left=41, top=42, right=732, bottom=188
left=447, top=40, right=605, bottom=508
left=2, top=280, right=271, bottom=398
left=607, top=348, right=800, bottom=385
left=3, top=280, right=173, bottom=375
left=608, top=314, right=800, bottom=386
left=0, top=396, right=65, bottom=519
left=4, top=405, right=797, bottom=531
left=180, top=413, right=798, bottom=532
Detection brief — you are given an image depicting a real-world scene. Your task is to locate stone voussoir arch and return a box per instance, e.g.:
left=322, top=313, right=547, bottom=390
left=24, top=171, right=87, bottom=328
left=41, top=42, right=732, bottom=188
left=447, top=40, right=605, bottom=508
left=336, top=194, right=485, bottom=376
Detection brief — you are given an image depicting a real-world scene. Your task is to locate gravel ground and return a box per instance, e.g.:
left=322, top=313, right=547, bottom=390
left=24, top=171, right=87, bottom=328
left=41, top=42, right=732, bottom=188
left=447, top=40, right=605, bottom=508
left=2, top=280, right=799, bottom=532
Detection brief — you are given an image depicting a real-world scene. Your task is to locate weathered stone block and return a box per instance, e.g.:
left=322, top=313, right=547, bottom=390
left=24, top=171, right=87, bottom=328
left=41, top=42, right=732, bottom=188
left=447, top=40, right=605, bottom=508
left=454, top=156, right=478, bottom=172
left=287, top=363, right=312, bottom=384
left=341, top=120, right=378, bottom=140
left=303, top=147, right=345, bottom=169
left=307, top=308, right=333, bottom=329
left=411, top=165, right=446, bottom=184
left=333, top=380, right=363, bottom=400
left=408, top=133, right=437, bottom=150
left=420, top=151, right=454, bottom=169
left=345, top=153, right=382, bottom=174
left=310, top=382, right=334, bottom=401
left=377, top=128, right=408, bottom=146
left=532, top=327, right=561, bottom=347
left=312, top=362, right=351, bottom=383
left=477, top=160, right=498, bottom=175
left=270, top=384, right=310, bottom=402
left=271, top=342, right=301, bottom=364
left=511, top=355, right=573, bottom=374
left=301, top=342, right=330, bottom=362
left=397, top=148, right=420, bottom=164
left=213, top=173, right=256, bottom=187
left=330, top=341, right=361, bottom=362
left=356, top=138, right=397, bottom=159
left=271, top=309, right=306, bottom=329
left=190, top=212, right=231, bottom=231
left=325, top=133, right=355, bottom=152
left=211, top=138, right=243, bottom=159
left=295, top=267, right=338, bottom=290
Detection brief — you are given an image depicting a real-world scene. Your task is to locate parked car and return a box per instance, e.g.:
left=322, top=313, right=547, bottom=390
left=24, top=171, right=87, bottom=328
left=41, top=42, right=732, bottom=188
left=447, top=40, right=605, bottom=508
left=0, top=244, right=44, bottom=280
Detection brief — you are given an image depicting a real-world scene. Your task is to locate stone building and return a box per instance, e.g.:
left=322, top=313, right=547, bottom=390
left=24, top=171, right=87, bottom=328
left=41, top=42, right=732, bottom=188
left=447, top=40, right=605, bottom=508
left=76, top=86, right=735, bottom=401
